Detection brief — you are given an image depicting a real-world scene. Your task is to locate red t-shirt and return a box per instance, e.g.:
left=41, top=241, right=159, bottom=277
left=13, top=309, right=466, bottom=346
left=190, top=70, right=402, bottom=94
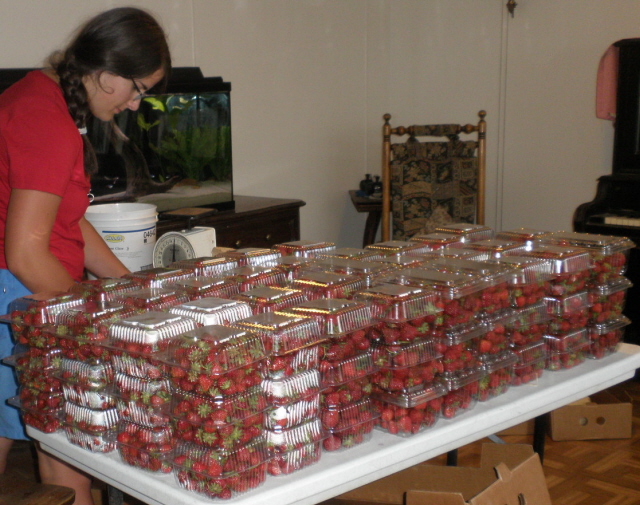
left=0, top=70, right=89, bottom=281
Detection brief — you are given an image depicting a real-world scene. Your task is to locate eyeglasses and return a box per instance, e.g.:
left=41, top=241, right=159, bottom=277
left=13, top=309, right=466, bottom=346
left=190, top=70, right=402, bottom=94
left=130, top=79, right=148, bottom=101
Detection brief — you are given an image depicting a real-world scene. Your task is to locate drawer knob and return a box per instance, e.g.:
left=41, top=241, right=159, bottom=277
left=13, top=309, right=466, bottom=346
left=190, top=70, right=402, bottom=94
left=265, top=233, right=272, bottom=241
left=235, top=239, right=242, bottom=248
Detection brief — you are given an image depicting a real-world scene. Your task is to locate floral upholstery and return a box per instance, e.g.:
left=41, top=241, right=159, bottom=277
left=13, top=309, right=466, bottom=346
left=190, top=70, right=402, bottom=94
left=389, top=131, right=478, bottom=240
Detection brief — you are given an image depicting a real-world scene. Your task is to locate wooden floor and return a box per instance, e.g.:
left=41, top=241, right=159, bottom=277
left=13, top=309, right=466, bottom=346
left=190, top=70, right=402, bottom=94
left=4, top=377, right=640, bottom=505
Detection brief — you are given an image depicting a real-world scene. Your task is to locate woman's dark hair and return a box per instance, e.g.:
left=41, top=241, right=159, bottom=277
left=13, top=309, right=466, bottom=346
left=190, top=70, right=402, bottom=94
left=49, top=7, right=172, bottom=175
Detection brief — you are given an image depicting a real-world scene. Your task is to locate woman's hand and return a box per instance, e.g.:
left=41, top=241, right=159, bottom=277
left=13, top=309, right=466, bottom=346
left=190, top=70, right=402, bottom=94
left=80, top=217, right=130, bottom=278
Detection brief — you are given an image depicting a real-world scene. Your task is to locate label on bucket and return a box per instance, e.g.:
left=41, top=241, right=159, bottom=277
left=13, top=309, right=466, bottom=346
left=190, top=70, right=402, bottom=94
left=85, top=203, right=157, bottom=273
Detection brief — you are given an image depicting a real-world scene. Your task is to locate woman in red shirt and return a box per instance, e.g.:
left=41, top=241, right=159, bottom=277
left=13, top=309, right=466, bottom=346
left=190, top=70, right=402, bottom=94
left=0, top=7, right=171, bottom=504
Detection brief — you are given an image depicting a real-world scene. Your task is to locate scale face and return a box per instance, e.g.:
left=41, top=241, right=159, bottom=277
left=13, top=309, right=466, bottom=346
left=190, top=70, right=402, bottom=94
left=152, top=227, right=216, bottom=268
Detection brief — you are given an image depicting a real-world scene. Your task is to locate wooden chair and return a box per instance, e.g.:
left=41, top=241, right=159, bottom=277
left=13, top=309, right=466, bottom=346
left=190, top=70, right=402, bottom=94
left=381, top=111, right=487, bottom=241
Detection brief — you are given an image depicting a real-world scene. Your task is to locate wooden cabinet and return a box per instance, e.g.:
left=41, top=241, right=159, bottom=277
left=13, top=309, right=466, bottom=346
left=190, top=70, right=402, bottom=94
left=156, top=195, right=305, bottom=248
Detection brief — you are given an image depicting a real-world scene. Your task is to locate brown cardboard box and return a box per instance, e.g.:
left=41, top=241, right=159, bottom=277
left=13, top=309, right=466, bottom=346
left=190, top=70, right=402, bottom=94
left=323, top=443, right=551, bottom=505
left=497, top=419, right=536, bottom=436
left=549, top=390, right=632, bottom=441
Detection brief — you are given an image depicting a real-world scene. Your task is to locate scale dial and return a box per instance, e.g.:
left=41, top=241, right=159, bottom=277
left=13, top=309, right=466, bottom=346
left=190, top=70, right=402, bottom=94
left=153, top=232, right=197, bottom=267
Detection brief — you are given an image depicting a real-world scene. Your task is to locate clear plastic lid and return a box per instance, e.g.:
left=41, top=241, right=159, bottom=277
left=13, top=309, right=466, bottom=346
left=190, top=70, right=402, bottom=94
left=372, top=380, right=448, bottom=408
left=279, top=298, right=373, bottom=336
left=462, top=239, right=528, bottom=259
left=63, top=402, right=119, bottom=431
left=408, top=232, right=466, bottom=249
left=518, top=245, right=593, bottom=274
left=4, top=291, right=84, bottom=327
left=307, top=257, right=395, bottom=287
left=57, top=301, right=136, bottom=337
left=169, top=256, right=239, bottom=276
left=589, top=276, right=633, bottom=296
left=491, top=255, right=555, bottom=285
left=510, top=301, right=551, bottom=326
left=588, top=314, right=632, bottom=335
left=421, top=258, right=514, bottom=287
left=264, top=418, right=326, bottom=452
left=165, top=276, right=241, bottom=300
left=225, top=265, right=288, bottom=291
left=271, top=256, right=314, bottom=281
left=231, top=286, right=307, bottom=314
left=264, top=393, right=320, bottom=430
left=231, top=312, right=323, bottom=355
left=418, top=248, right=486, bottom=261
left=440, top=368, right=485, bottom=390
left=537, top=231, right=635, bottom=255
left=161, top=324, right=267, bottom=373
left=365, top=240, right=433, bottom=257
left=544, top=328, right=589, bottom=352
left=273, top=240, right=336, bottom=258
left=316, top=247, right=382, bottom=261
left=215, top=247, right=282, bottom=266
left=262, top=369, right=321, bottom=405
left=289, top=271, right=365, bottom=299
left=63, top=384, right=115, bottom=410
left=107, top=311, right=198, bottom=350
left=380, top=268, right=488, bottom=300
left=511, top=340, right=546, bottom=364
left=479, top=350, right=518, bottom=373
left=353, top=284, right=442, bottom=322
left=372, top=339, right=440, bottom=368
left=125, top=267, right=195, bottom=288
left=375, top=255, right=428, bottom=269
left=169, top=297, right=253, bottom=326
left=544, top=291, right=591, bottom=316
left=114, top=287, right=189, bottom=312
left=319, top=351, right=377, bottom=386
left=432, top=223, right=495, bottom=242
left=495, top=228, right=552, bottom=245
left=113, top=371, right=172, bottom=405
left=58, top=357, right=113, bottom=389
left=70, top=278, right=139, bottom=302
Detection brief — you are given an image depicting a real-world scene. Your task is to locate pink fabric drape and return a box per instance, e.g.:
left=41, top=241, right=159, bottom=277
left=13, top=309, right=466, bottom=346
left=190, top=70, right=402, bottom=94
left=596, top=44, right=619, bottom=121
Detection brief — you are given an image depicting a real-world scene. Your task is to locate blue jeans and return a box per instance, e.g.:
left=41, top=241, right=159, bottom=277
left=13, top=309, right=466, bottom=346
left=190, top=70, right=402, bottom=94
left=0, top=270, right=31, bottom=440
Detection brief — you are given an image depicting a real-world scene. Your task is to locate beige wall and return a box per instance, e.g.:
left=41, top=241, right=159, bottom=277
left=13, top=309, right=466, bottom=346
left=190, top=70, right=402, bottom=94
left=1, top=1, right=638, bottom=246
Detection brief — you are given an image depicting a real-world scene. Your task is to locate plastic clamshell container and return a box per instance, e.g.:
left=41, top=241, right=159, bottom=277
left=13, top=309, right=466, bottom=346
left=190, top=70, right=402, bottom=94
left=58, top=357, right=113, bottom=390
left=280, top=298, right=373, bottom=337
left=417, top=248, right=486, bottom=261
left=70, top=277, right=139, bottom=303
left=271, top=256, right=314, bottom=282
left=317, top=247, right=383, bottom=261
left=353, top=284, right=442, bottom=323
left=323, top=409, right=379, bottom=451
left=408, top=232, right=465, bottom=250
left=421, top=257, right=514, bottom=287
left=492, top=256, right=554, bottom=309
left=63, top=401, right=119, bottom=432
left=231, top=286, right=307, bottom=315
left=507, top=302, right=550, bottom=347
left=587, top=315, right=630, bottom=359
left=371, top=339, right=440, bottom=368
left=587, top=277, right=632, bottom=323
left=461, top=239, right=528, bottom=259
left=113, top=371, right=172, bottom=406
left=267, top=440, right=323, bottom=476
left=230, top=312, right=322, bottom=356
left=371, top=355, right=443, bottom=393
left=56, top=300, right=137, bottom=340
left=264, top=392, right=321, bottom=430
left=169, top=256, right=239, bottom=277
left=375, top=254, right=429, bottom=270
left=432, top=223, right=495, bottom=243
left=288, top=271, right=365, bottom=300
left=116, top=420, right=174, bottom=473
left=165, top=276, right=241, bottom=301
left=224, top=265, right=288, bottom=292
left=62, top=383, right=115, bottom=410
left=308, top=257, right=394, bottom=288
left=545, top=336, right=590, bottom=371
left=115, top=398, right=171, bottom=428
left=215, top=247, right=282, bottom=267
left=544, top=290, right=591, bottom=317
left=8, top=396, right=63, bottom=433
left=125, top=267, right=195, bottom=288
left=168, top=297, right=252, bottom=326
left=172, top=439, right=269, bottom=499
left=114, top=287, right=189, bottom=312
left=319, top=351, right=376, bottom=387
left=372, top=381, right=447, bottom=435
left=536, top=231, right=635, bottom=282
left=439, top=369, right=484, bottom=419
left=494, top=228, right=552, bottom=247
left=273, top=240, right=336, bottom=258
left=262, top=369, right=321, bottom=406
left=5, top=351, right=63, bottom=393
left=320, top=376, right=373, bottom=408
left=477, top=351, right=518, bottom=401
left=512, top=357, right=545, bottom=386
left=18, top=386, right=64, bottom=412
left=264, top=417, right=326, bottom=453
left=365, top=240, right=433, bottom=257
left=63, top=424, right=117, bottom=453
left=544, top=327, right=590, bottom=353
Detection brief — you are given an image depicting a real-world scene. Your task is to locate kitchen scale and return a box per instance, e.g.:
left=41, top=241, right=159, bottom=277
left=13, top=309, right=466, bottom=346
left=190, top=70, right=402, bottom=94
left=152, top=226, right=216, bottom=267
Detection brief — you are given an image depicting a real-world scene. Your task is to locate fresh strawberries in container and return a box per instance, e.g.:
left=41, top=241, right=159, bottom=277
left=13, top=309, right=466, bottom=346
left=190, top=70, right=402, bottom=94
left=8, top=396, right=63, bottom=433
left=462, top=238, right=528, bottom=260
left=232, top=286, right=306, bottom=315
left=507, top=302, right=550, bottom=347
left=273, top=240, right=336, bottom=258
left=288, top=271, right=365, bottom=300
left=215, top=247, right=282, bottom=267
left=124, top=267, right=195, bottom=288
left=114, top=287, right=189, bottom=312
left=587, top=277, right=632, bottom=324
left=169, top=297, right=252, bottom=327
left=477, top=351, right=518, bottom=401
left=224, top=265, right=287, bottom=292
left=169, top=256, right=239, bottom=277
left=320, top=376, right=373, bottom=409
left=544, top=328, right=590, bottom=371
left=264, top=392, right=320, bottom=430
left=587, top=315, right=630, bottom=359
left=70, top=277, right=139, bottom=303
left=116, top=420, right=174, bottom=473
left=365, top=239, right=433, bottom=258
left=433, top=223, right=495, bottom=243
left=408, top=232, right=466, bottom=250
left=267, top=440, right=323, bottom=476
left=440, top=369, right=483, bottom=419
left=166, top=276, right=241, bottom=301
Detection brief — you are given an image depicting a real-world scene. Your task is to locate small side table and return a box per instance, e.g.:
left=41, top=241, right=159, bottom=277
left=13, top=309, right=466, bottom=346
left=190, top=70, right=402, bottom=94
left=349, top=190, right=382, bottom=247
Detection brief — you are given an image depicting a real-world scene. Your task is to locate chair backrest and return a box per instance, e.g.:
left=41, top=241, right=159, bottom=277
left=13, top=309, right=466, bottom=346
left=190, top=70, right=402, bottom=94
left=381, top=111, right=486, bottom=241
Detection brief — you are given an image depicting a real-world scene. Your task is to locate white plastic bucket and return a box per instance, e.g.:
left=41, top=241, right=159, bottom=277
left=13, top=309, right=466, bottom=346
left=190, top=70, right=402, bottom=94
left=85, top=203, right=158, bottom=273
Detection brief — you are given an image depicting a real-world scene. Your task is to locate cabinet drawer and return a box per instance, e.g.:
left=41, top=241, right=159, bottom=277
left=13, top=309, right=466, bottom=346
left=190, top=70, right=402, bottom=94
left=215, top=212, right=299, bottom=248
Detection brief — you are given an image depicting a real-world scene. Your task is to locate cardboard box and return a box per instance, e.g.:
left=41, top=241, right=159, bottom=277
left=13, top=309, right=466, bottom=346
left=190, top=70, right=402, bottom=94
left=324, top=443, right=551, bottom=505
left=497, top=419, right=536, bottom=436
left=549, top=390, right=632, bottom=441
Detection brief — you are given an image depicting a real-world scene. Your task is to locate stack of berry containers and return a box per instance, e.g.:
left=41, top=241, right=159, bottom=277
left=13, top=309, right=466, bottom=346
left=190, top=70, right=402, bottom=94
left=280, top=299, right=379, bottom=452
left=506, top=301, right=549, bottom=385
left=288, top=271, right=366, bottom=300
left=408, top=232, right=466, bottom=250
left=375, top=254, right=429, bottom=271
left=165, top=276, right=241, bottom=301
left=272, top=240, right=336, bottom=258
left=307, top=257, right=396, bottom=288
left=168, top=297, right=253, bottom=327
left=70, top=277, right=140, bottom=303
left=494, top=227, right=552, bottom=250
left=114, top=287, right=190, bottom=313
left=364, top=240, right=433, bottom=258
left=353, top=284, right=446, bottom=435
left=477, top=350, right=518, bottom=401
left=224, top=265, right=288, bottom=292
left=492, top=256, right=555, bottom=310
left=588, top=315, right=631, bottom=359
left=432, top=223, right=495, bottom=243
left=587, top=277, right=633, bottom=324
left=543, top=293, right=591, bottom=370
left=124, top=267, right=196, bottom=288
left=316, top=247, right=383, bottom=261
left=161, top=324, right=270, bottom=497
left=2, top=292, right=84, bottom=434
left=215, top=247, right=282, bottom=267
left=271, top=256, right=315, bottom=283
left=169, top=256, right=239, bottom=277
left=231, top=286, right=307, bottom=315
left=461, top=238, right=528, bottom=260
left=102, top=312, right=198, bottom=470
left=231, top=312, right=327, bottom=475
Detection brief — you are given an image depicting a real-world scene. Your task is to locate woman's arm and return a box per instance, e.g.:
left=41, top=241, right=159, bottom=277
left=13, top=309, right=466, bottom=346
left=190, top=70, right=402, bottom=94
left=5, top=188, right=76, bottom=293
left=79, top=216, right=130, bottom=278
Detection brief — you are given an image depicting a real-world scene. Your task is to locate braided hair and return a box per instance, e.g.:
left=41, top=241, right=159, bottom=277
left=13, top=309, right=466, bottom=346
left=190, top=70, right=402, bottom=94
left=48, top=7, right=171, bottom=175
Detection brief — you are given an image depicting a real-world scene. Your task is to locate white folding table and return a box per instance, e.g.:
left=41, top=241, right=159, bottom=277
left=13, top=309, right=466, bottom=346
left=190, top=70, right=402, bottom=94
left=29, top=343, right=640, bottom=505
